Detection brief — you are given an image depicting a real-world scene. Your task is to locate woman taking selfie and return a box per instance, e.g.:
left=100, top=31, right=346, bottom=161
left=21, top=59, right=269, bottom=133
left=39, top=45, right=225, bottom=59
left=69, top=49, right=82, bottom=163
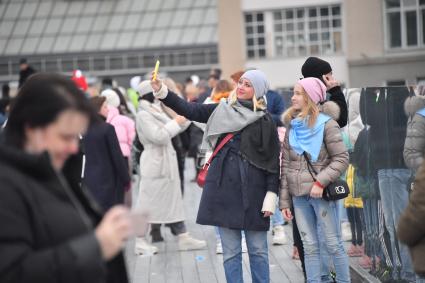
left=280, top=77, right=350, bottom=282
left=0, top=74, right=130, bottom=283
left=133, top=80, right=206, bottom=255
left=149, top=70, right=279, bottom=283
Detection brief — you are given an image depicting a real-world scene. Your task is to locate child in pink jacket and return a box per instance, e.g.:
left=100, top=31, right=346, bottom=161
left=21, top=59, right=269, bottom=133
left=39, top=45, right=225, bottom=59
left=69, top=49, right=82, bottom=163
left=106, top=105, right=135, bottom=159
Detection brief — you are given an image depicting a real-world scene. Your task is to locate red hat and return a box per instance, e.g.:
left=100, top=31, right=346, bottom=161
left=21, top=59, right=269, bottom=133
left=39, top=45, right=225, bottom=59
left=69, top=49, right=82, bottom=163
left=72, top=70, right=88, bottom=91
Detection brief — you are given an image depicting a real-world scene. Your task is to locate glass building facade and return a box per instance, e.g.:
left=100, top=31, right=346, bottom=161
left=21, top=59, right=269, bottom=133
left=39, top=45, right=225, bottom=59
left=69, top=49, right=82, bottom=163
left=0, top=0, right=219, bottom=83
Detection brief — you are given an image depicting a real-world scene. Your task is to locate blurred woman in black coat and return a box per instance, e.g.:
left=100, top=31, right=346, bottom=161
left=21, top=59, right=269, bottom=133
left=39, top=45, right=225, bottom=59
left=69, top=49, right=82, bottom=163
left=0, top=73, right=130, bottom=283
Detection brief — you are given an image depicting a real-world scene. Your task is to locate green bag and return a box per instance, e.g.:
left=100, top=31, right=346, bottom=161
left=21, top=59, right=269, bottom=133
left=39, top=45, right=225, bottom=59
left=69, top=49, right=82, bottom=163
left=354, top=172, right=378, bottom=199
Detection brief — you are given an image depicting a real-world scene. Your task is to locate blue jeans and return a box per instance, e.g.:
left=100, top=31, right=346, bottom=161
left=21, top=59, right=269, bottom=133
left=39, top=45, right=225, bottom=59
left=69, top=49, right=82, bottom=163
left=218, top=227, right=269, bottom=283
left=362, top=198, right=381, bottom=259
left=337, top=199, right=348, bottom=223
left=216, top=227, right=246, bottom=241
left=215, top=226, right=221, bottom=240
left=293, top=196, right=350, bottom=283
left=271, top=200, right=286, bottom=227
left=378, top=169, right=415, bottom=280
left=318, top=224, right=332, bottom=282
left=318, top=199, right=347, bottom=282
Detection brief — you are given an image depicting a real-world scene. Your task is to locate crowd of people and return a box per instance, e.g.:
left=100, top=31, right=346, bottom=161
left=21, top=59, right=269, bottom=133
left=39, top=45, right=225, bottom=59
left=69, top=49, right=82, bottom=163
left=0, top=56, right=424, bottom=283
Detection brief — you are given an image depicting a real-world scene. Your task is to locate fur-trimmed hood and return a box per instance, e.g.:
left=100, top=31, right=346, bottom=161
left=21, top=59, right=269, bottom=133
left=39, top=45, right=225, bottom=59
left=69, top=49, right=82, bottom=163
left=404, top=95, right=425, bottom=117
left=281, top=100, right=341, bottom=126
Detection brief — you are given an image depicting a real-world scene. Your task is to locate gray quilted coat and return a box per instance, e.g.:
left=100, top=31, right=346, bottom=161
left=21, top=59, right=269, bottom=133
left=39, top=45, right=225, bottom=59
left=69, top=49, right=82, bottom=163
left=279, top=101, right=349, bottom=209
left=403, top=95, right=425, bottom=171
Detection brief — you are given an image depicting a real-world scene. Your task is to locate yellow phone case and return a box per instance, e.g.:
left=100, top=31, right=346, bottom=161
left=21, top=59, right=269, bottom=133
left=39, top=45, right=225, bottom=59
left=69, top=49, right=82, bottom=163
left=153, top=60, right=160, bottom=81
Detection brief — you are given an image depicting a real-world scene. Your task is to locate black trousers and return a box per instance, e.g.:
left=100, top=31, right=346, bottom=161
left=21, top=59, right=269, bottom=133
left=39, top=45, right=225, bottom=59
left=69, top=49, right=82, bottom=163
left=291, top=207, right=306, bottom=278
left=347, top=207, right=363, bottom=246
left=151, top=221, right=187, bottom=235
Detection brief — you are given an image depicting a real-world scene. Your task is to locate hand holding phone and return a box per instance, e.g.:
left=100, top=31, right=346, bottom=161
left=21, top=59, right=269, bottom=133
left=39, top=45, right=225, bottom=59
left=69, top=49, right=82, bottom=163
left=322, top=74, right=339, bottom=90
left=152, top=60, right=160, bottom=81
left=129, top=210, right=150, bottom=237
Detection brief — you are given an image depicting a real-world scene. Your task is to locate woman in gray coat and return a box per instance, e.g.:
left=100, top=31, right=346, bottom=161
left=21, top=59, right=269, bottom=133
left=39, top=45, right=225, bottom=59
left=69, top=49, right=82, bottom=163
left=404, top=83, right=425, bottom=171
left=280, top=77, right=350, bottom=282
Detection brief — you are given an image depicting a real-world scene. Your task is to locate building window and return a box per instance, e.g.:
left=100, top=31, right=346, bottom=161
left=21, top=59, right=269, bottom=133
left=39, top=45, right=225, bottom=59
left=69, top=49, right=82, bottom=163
left=245, top=12, right=266, bottom=59
left=385, top=0, right=425, bottom=49
left=273, top=5, right=342, bottom=58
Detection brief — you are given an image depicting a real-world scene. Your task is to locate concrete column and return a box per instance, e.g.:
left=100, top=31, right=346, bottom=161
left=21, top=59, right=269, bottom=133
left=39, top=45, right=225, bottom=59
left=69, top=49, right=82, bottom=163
left=217, top=0, right=246, bottom=79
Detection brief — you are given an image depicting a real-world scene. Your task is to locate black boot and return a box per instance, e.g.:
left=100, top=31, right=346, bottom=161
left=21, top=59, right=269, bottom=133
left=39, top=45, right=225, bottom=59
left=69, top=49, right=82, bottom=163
left=150, top=224, right=164, bottom=243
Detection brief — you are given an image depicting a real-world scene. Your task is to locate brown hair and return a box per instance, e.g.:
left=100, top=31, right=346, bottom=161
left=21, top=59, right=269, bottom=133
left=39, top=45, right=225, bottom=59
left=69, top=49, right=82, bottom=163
left=210, top=80, right=234, bottom=103
left=4, top=73, right=95, bottom=148
left=212, top=80, right=233, bottom=94
left=230, top=71, right=245, bottom=83
left=90, top=96, right=106, bottom=113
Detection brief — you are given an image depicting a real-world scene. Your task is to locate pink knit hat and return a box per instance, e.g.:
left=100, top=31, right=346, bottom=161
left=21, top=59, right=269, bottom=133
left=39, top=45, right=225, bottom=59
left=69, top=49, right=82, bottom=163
left=297, top=77, right=327, bottom=104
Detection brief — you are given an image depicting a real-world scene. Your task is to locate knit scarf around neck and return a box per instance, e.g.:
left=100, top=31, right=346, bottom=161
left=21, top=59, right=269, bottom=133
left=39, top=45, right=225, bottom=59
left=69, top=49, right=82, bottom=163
left=201, top=99, right=280, bottom=173
left=289, top=113, right=331, bottom=162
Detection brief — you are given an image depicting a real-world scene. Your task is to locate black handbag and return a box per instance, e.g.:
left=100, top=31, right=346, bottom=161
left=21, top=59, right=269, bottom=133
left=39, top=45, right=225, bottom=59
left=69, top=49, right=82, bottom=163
left=303, top=152, right=350, bottom=201
left=406, top=172, right=415, bottom=195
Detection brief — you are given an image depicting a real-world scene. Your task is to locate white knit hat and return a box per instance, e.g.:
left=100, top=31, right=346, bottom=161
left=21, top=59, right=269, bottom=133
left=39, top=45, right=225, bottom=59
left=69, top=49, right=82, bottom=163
left=101, top=89, right=120, bottom=108
left=130, top=76, right=141, bottom=91
left=138, top=80, right=154, bottom=97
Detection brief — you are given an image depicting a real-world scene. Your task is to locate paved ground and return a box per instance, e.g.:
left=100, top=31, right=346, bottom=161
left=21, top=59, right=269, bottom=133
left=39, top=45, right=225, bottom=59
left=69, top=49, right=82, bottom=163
left=125, top=165, right=304, bottom=283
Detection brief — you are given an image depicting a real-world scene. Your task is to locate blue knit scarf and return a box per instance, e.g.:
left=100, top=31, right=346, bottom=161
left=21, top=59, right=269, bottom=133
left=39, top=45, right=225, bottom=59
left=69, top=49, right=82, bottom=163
left=417, top=107, right=425, bottom=117
left=289, top=113, right=331, bottom=162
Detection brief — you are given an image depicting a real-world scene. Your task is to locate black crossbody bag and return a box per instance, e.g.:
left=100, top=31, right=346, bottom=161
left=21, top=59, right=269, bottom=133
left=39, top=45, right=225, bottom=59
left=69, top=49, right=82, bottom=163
left=303, top=152, right=350, bottom=201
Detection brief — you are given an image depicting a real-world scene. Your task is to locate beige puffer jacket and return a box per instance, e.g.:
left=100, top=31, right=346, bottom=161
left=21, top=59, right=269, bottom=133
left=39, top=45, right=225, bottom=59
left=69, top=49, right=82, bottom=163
left=403, top=95, right=425, bottom=171
left=279, top=101, right=349, bottom=209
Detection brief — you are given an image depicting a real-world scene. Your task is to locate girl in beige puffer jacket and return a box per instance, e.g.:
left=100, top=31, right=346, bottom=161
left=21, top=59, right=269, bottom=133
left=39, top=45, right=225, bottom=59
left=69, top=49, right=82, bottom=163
left=279, top=77, right=350, bottom=283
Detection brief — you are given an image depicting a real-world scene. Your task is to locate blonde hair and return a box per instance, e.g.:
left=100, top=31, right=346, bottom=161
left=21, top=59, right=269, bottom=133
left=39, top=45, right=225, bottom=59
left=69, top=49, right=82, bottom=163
left=283, top=86, right=319, bottom=128
left=228, top=90, right=266, bottom=111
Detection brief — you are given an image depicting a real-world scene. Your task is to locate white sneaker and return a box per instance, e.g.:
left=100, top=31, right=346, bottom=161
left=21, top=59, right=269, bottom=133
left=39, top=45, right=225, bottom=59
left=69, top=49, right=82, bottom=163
left=272, top=225, right=288, bottom=245
left=341, top=222, right=352, bottom=242
left=216, top=240, right=223, bottom=254
left=178, top=233, right=207, bottom=251
left=134, top=238, right=158, bottom=255
left=242, top=237, right=248, bottom=253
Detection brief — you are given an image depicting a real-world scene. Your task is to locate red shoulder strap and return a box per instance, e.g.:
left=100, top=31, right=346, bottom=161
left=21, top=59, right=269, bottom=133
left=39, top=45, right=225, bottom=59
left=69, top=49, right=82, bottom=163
left=205, top=133, right=234, bottom=165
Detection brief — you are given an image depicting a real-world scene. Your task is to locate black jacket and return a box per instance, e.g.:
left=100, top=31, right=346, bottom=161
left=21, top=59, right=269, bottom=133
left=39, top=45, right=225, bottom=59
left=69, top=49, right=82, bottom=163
left=187, top=124, right=204, bottom=158
left=360, top=87, right=409, bottom=170
left=351, top=127, right=376, bottom=177
left=0, top=144, right=128, bottom=283
left=83, top=119, right=130, bottom=212
left=197, top=88, right=212, bottom=104
left=18, top=67, right=36, bottom=88
left=161, top=91, right=279, bottom=230
left=328, top=86, right=348, bottom=128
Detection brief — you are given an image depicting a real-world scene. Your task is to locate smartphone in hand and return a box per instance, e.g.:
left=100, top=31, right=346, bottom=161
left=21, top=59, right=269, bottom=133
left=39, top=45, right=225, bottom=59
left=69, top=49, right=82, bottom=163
left=129, top=210, right=150, bottom=237
left=152, top=60, right=160, bottom=81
